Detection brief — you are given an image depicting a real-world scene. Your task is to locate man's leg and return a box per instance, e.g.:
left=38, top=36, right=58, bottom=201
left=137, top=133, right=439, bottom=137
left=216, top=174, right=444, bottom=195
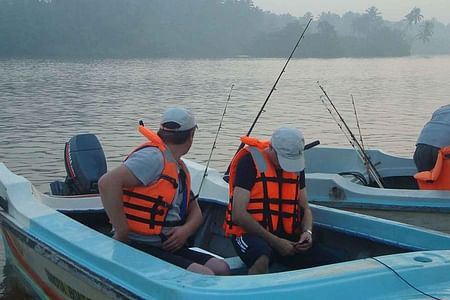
left=179, top=248, right=230, bottom=275
left=204, top=257, right=231, bottom=275
left=248, top=255, right=270, bottom=274
left=232, top=234, right=273, bottom=275
left=129, top=241, right=229, bottom=275
left=186, top=263, right=215, bottom=275
left=277, top=243, right=343, bottom=270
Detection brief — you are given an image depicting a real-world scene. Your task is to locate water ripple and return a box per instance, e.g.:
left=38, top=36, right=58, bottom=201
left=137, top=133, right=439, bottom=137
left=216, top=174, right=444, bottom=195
left=1, top=56, right=449, bottom=189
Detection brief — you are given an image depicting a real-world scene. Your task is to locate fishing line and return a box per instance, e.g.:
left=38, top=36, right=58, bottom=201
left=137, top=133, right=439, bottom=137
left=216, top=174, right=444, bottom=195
left=318, top=82, right=385, bottom=188
left=225, top=18, right=313, bottom=175
left=320, top=95, right=355, bottom=148
left=351, top=94, right=365, bottom=151
left=196, top=84, right=234, bottom=198
left=320, top=96, right=371, bottom=185
left=371, top=257, right=441, bottom=300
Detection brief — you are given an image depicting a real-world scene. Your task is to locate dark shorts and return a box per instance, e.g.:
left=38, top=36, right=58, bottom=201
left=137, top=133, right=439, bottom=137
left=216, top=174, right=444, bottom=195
left=129, top=240, right=214, bottom=269
left=232, top=234, right=273, bottom=268
left=232, top=234, right=341, bottom=270
left=414, top=143, right=440, bottom=172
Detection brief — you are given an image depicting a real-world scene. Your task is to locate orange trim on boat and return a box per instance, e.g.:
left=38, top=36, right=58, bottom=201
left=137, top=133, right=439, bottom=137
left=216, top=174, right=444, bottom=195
left=2, top=229, right=63, bottom=300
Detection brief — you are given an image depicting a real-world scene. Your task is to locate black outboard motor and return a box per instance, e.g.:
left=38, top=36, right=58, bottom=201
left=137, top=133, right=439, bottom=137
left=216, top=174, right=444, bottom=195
left=50, top=134, right=107, bottom=196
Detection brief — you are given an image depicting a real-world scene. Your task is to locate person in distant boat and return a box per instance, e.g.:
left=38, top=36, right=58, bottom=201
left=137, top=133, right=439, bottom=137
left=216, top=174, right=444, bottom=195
left=99, top=107, right=230, bottom=275
left=414, top=104, right=450, bottom=172
left=224, top=128, right=338, bottom=274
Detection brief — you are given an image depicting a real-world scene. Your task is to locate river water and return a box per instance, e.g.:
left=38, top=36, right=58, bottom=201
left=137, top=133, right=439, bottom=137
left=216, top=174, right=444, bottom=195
left=0, top=56, right=449, bottom=297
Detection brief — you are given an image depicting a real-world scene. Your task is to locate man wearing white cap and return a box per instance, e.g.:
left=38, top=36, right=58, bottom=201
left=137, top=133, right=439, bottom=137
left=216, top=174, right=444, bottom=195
left=100, top=107, right=230, bottom=275
left=224, top=127, right=332, bottom=274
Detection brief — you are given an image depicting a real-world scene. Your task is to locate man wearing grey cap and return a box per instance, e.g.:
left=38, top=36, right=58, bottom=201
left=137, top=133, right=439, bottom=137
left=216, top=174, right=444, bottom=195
left=99, top=107, right=230, bottom=275
left=224, top=128, right=335, bottom=274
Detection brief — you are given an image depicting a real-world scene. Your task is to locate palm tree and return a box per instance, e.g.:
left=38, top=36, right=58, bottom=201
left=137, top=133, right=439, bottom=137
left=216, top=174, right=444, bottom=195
left=366, top=6, right=382, bottom=23
left=404, top=7, right=423, bottom=26
left=351, top=6, right=382, bottom=37
left=416, top=20, right=434, bottom=43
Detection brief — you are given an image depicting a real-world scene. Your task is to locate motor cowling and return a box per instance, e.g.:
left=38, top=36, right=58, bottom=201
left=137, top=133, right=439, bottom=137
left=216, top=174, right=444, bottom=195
left=50, top=134, right=107, bottom=195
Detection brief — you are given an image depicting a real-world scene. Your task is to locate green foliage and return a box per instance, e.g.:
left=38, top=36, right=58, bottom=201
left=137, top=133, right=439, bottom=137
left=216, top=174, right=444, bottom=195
left=0, top=0, right=269, bottom=58
left=0, top=1, right=442, bottom=58
left=416, top=21, right=434, bottom=43
left=404, top=7, right=424, bottom=26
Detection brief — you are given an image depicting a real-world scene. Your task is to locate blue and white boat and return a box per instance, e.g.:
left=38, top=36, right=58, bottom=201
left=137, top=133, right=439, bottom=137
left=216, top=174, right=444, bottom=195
left=305, top=146, right=450, bottom=233
left=2, top=159, right=450, bottom=299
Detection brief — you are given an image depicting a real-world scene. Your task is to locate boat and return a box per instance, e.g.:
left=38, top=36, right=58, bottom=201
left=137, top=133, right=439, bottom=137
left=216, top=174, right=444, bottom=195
left=3, top=160, right=450, bottom=299
left=305, top=146, right=450, bottom=233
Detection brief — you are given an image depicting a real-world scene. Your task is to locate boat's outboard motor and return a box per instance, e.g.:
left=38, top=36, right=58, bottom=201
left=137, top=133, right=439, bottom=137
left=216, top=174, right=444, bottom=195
left=50, top=134, right=107, bottom=196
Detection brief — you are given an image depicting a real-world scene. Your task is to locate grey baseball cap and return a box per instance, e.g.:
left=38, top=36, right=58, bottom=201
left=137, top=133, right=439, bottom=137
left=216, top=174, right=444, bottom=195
left=160, top=107, right=197, bottom=131
left=271, top=127, right=305, bottom=172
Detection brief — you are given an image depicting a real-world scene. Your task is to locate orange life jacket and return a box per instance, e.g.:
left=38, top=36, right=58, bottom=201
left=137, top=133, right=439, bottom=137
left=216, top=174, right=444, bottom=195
left=414, top=145, right=450, bottom=190
left=224, top=136, right=301, bottom=237
left=122, top=125, right=191, bottom=235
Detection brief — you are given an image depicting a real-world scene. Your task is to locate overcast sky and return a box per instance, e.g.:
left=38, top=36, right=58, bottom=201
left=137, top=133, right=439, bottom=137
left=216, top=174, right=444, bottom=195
left=252, top=0, right=450, bottom=24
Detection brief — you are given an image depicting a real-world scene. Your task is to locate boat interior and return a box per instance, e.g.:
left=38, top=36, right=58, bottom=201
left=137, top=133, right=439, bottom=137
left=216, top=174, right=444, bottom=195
left=50, top=133, right=425, bottom=275
left=305, top=146, right=420, bottom=190
left=63, top=200, right=412, bottom=275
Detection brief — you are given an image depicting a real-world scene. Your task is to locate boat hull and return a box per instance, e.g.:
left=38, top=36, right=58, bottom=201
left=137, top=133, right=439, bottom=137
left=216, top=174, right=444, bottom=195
left=328, top=207, right=450, bottom=234
left=3, top=162, right=450, bottom=299
left=1, top=217, right=140, bottom=300
left=305, top=146, right=450, bottom=233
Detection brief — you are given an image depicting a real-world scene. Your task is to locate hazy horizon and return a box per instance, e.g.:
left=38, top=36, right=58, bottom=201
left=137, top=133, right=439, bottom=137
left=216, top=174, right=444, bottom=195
left=252, top=0, right=450, bottom=24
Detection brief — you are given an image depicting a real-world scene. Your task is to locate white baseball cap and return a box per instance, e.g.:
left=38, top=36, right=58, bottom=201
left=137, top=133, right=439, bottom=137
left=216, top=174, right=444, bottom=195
left=271, top=127, right=305, bottom=172
left=160, top=107, right=197, bottom=131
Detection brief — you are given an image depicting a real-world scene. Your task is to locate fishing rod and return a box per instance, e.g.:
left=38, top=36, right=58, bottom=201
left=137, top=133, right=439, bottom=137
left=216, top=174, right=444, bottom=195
left=318, top=82, right=385, bottom=188
left=350, top=94, right=374, bottom=185
left=319, top=95, right=354, bottom=147
left=320, top=94, right=369, bottom=185
left=224, top=18, right=313, bottom=175
left=351, top=94, right=365, bottom=151
left=319, top=93, right=370, bottom=185
left=349, top=93, right=373, bottom=177
left=196, top=84, right=234, bottom=198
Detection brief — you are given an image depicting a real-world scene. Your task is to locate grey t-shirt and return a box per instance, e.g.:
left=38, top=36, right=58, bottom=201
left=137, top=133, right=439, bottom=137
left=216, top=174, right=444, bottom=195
left=417, top=104, right=450, bottom=148
left=124, top=147, right=185, bottom=246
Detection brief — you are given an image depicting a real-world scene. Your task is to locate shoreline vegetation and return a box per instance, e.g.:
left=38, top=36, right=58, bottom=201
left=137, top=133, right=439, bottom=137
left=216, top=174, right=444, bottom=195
left=1, top=0, right=449, bottom=59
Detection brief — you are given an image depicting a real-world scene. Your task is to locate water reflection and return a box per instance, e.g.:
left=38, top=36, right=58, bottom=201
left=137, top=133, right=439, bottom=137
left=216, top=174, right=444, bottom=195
left=0, top=56, right=450, bottom=297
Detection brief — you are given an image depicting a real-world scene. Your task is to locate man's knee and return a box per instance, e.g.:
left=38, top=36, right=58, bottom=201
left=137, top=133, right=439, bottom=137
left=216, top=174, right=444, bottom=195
left=205, top=257, right=231, bottom=275
left=187, top=263, right=215, bottom=275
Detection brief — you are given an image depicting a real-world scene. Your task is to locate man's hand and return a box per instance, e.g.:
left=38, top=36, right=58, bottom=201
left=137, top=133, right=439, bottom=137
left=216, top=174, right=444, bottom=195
left=274, top=237, right=296, bottom=256
left=294, top=231, right=312, bottom=252
left=162, top=226, right=189, bottom=252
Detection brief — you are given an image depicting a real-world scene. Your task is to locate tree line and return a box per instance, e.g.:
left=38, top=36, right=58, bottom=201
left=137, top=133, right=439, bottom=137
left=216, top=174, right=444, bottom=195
left=0, top=0, right=448, bottom=58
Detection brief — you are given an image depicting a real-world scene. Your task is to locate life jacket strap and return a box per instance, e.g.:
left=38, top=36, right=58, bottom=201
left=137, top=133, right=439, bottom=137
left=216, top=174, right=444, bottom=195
left=123, top=190, right=171, bottom=208
left=246, top=209, right=297, bottom=218
left=160, top=174, right=178, bottom=189
left=255, top=177, right=299, bottom=184
left=249, top=198, right=298, bottom=205
left=123, top=191, right=172, bottom=229
left=125, top=214, right=184, bottom=227
left=260, top=172, right=273, bottom=232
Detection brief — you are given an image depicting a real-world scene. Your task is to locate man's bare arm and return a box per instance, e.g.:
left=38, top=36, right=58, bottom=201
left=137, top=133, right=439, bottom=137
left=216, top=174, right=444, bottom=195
left=98, top=165, right=141, bottom=242
left=232, top=187, right=295, bottom=256
left=295, top=188, right=313, bottom=251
